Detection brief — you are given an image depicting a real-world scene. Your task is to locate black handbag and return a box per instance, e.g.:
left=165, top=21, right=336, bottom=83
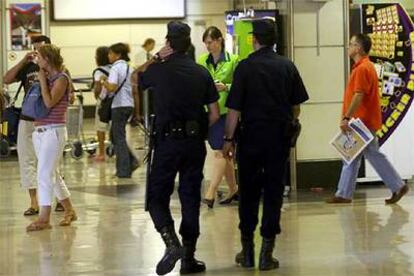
left=98, top=96, right=114, bottom=123
left=2, top=106, right=21, bottom=145
left=98, top=66, right=129, bottom=123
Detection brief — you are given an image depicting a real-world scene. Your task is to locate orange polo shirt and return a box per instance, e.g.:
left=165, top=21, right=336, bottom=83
left=342, top=56, right=382, bottom=131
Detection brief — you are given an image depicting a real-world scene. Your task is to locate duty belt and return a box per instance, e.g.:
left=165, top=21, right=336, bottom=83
left=162, top=120, right=202, bottom=139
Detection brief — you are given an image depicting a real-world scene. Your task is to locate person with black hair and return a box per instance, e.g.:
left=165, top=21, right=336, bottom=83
left=3, top=35, right=65, bottom=215
left=139, top=21, right=220, bottom=275
left=186, top=43, right=196, bottom=61
left=100, top=43, right=139, bottom=178
left=198, top=26, right=239, bottom=208
left=223, top=19, right=309, bottom=271
left=326, top=33, right=408, bottom=204
left=92, top=46, right=112, bottom=162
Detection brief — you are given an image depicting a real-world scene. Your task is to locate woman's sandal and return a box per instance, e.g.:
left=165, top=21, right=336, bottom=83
left=59, top=210, right=78, bottom=226
left=26, top=221, right=52, bottom=232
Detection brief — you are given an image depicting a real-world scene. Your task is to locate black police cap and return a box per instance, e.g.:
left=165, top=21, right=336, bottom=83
left=166, top=21, right=191, bottom=38
left=250, top=19, right=276, bottom=37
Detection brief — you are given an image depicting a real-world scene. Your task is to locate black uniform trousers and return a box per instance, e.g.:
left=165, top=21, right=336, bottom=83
left=148, top=136, right=206, bottom=240
left=236, top=123, right=290, bottom=239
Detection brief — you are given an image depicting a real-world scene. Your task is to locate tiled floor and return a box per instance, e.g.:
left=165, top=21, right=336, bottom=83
left=1, top=120, right=413, bottom=276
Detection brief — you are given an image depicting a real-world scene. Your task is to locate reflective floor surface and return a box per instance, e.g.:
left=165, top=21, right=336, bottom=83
left=1, top=120, right=413, bottom=276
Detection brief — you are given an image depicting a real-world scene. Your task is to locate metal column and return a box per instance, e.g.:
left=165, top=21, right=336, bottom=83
left=1, top=1, right=5, bottom=87
left=287, top=0, right=298, bottom=191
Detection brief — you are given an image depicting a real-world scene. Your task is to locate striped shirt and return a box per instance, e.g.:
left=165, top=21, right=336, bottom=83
left=35, top=72, right=69, bottom=126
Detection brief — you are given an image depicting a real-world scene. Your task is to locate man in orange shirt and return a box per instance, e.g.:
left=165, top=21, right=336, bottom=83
left=326, top=33, right=409, bottom=204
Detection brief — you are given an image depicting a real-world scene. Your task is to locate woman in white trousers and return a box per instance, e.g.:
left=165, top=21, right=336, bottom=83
left=26, top=44, right=77, bottom=231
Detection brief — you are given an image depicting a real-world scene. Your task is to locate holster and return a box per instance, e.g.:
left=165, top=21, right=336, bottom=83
left=163, top=120, right=203, bottom=139
left=284, top=119, right=301, bottom=148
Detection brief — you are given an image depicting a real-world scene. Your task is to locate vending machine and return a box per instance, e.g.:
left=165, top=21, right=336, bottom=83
left=224, top=9, right=284, bottom=59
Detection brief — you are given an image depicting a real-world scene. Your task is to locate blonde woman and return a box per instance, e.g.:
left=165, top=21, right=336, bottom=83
left=26, top=44, right=76, bottom=231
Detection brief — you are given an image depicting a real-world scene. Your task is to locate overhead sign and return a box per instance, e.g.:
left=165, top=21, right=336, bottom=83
left=53, top=0, right=185, bottom=20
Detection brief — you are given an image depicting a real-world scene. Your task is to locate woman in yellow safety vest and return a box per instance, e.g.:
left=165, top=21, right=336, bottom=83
left=198, top=26, right=239, bottom=208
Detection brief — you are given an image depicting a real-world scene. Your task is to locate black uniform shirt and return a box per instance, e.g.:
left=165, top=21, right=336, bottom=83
left=139, top=53, right=219, bottom=128
left=16, top=62, right=40, bottom=94
left=16, top=62, right=39, bottom=121
left=226, top=47, right=309, bottom=125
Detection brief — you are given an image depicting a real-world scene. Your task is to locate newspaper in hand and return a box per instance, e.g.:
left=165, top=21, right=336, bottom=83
left=330, top=118, right=374, bottom=164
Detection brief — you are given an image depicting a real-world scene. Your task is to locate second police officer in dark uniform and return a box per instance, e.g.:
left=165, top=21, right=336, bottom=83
left=139, top=21, right=220, bottom=275
left=223, top=19, right=309, bottom=271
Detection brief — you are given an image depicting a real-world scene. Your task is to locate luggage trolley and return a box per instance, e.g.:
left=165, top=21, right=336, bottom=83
left=64, top=90, right=102, bottom=159
left=64, top=81, right=114, bottom=160
left=65, top=96, right=84, bottom=159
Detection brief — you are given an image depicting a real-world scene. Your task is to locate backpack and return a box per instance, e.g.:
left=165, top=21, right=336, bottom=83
left=91, top=67, right=110, bottom=89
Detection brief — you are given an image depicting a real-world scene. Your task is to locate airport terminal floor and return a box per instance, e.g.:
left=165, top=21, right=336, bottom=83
left=1, top=120, right=414, bottom=276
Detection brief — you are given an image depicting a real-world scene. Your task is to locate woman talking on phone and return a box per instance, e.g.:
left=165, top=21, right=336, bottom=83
left=26, top=44, right=77, bottom=231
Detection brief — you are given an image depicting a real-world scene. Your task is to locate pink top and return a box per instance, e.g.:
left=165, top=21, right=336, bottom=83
left=35, top=72, right=69, bottom=126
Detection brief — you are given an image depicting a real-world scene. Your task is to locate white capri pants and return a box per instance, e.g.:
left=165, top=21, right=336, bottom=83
left=32, top=125, right=71, bottom=206
left=17, top=120, right=37, bottom=189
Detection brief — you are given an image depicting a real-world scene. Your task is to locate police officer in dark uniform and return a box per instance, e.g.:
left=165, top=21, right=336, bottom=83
left=139, top=21, right=220, bottom=276
left=223, top=19, right=309, bottom=270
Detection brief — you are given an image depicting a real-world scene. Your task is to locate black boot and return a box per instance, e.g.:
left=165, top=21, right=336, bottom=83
left=259, top=237, right=279, bottom=270
left=235, top=236, right=255, bottom=268
left=180, top=239, right=206, bottom=274
left=156, top=225, right=184, bottom=275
